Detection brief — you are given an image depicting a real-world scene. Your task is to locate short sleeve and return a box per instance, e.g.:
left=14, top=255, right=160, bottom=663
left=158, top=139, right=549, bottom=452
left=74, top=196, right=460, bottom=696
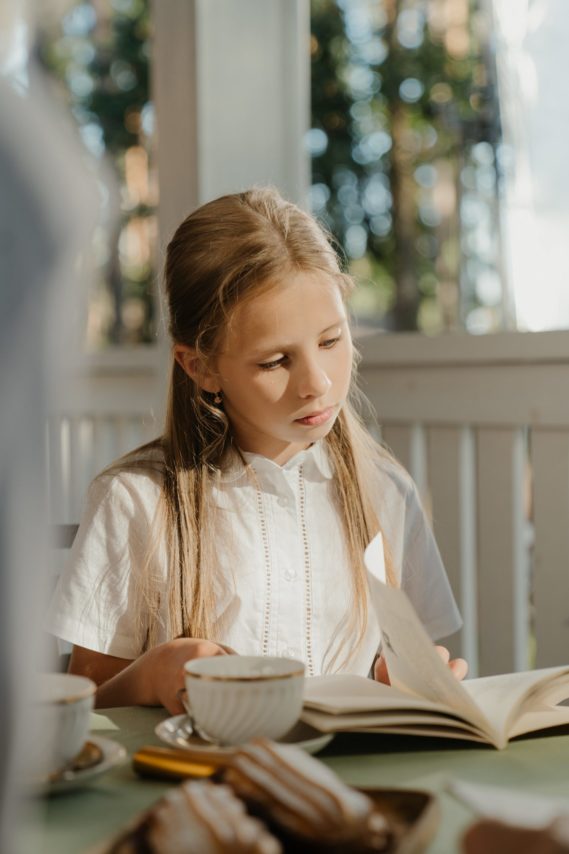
left=400, top=480, right=462, bottom=642
left=45, top=473, right=157, bottom=658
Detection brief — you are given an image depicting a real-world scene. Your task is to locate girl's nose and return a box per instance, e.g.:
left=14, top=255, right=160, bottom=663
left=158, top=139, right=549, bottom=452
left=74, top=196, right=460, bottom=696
left=296, top=360, right=332, bottom=399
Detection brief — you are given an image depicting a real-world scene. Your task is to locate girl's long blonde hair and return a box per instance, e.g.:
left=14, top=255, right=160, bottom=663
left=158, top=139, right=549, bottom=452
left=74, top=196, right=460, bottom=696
left=115, top=187, right=396, bottom=664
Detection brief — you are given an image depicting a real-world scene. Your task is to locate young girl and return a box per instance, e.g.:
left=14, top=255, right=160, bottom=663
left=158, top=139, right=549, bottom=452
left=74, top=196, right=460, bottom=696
left=46, top=187, right=466, bottom=715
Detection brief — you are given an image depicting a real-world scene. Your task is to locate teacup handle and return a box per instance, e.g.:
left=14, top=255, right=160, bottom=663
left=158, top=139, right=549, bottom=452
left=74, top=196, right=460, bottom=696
left=176, top=688, right=220, bottom=745
left=176, top=687, right=188, bottom=712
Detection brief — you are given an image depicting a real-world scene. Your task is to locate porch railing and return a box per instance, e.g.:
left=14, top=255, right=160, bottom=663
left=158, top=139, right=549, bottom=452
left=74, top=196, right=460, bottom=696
left=358, top=329, right=569, bottom=677
left=47, top=353, right=164, bottom=525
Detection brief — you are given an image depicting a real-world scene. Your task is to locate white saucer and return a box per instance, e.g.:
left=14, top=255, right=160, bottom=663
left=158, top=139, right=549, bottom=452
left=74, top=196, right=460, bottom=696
left=155, top=715, right=333, bottom=756
left=32, top=736, right=127, bottom=796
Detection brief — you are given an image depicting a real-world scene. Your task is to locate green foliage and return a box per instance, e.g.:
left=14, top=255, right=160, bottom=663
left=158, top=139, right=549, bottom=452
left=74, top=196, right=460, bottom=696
left=310, top=0, right=500, bottom=332
left=39, top=0, right=501, bottom=344
left=38, top=0, right=155, bottom=347
left=84, top=12, right=150, bottom=153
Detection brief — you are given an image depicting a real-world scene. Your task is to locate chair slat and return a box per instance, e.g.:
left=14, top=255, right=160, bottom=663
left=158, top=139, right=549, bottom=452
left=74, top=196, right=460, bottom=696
left=382, top=424, right=413, bottom=477
left=476, top=427, right=529, bottom=675
left=427, top=426, right=477, bottom=669
left=531, top=429, right=569, bottom=667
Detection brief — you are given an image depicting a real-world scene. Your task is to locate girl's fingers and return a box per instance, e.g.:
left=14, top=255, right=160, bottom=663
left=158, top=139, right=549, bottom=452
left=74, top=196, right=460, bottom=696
left=218, top=643, right=238, bottom=655
left=436, top=646, right=468, bottom=680
left=374, top=646, right=468, bottom=685
left=449, top=657, right=469, bottom=681
left=435, top=645, right=450, bottom=664
left=373, top=655, right=391, bottom=685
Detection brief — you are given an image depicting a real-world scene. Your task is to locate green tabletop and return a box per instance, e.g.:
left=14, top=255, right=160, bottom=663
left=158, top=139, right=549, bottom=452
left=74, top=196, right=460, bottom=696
left=29, top=707, right=569, bottom=854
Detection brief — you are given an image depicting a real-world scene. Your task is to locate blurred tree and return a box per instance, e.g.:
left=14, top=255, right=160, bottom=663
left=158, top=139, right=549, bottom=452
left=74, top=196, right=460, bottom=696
left=40, top=0, right=502, bottom=343
left=310, top=0, right=501, bottom=332
left=38, top=0, right=156, bottom=348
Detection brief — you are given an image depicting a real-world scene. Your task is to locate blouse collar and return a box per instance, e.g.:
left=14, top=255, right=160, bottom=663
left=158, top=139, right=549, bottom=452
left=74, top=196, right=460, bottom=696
left=220, top=441, right=334, bottom=484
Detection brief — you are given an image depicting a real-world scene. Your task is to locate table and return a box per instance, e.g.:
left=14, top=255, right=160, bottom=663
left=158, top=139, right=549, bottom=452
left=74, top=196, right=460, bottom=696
left=33, top=708, right=569, bottom=854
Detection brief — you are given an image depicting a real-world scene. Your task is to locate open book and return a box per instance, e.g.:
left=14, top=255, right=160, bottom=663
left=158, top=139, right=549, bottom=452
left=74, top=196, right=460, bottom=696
left=302, top=535, right=569, bottom=750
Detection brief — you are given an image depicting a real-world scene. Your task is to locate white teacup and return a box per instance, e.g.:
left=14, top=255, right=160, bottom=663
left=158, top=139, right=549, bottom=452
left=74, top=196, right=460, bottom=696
left=34, top=673, right=96, bottom=778
left=183, top=656, right=305, bottom=746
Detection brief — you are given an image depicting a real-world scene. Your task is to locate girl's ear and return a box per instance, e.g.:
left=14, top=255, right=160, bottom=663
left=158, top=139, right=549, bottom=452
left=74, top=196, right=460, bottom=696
left=173, top=345, right=220, bottom=394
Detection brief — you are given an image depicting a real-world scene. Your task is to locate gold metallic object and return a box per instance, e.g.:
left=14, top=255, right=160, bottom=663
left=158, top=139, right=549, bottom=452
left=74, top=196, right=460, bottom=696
left=132, top=745, right=229, bottom=781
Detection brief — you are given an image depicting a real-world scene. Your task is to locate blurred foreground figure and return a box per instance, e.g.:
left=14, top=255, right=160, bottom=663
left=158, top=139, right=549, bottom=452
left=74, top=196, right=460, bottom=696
left=0, top=2, right=98, bottom=848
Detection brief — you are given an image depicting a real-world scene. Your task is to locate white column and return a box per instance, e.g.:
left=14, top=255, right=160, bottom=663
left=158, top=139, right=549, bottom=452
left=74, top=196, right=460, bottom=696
left=152, top=0, right=311, bottom=248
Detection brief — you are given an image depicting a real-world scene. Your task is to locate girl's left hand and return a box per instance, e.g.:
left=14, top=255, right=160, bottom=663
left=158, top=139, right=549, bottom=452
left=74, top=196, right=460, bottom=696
left=374, top=645, right=468, bottom=684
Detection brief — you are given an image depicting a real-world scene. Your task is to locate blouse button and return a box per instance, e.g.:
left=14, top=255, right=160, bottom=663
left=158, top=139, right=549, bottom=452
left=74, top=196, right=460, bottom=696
left=284, top=569, right=297, bottom=582
left=277, top=495, right=290, bottom=508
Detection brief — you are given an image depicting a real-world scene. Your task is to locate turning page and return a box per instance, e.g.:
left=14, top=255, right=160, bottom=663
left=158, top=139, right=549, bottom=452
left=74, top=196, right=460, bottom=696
left=364, top=534, right=494, bottom=739
left=365, top=534, right=569, bottom=746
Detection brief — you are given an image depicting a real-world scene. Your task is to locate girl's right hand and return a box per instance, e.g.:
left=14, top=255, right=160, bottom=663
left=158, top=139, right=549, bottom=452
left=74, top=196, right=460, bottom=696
left=144, top=637, right=235, bottom=715
left=374, top=644, right=468, bottom=684
left=71, top=637, right=235, bottom=714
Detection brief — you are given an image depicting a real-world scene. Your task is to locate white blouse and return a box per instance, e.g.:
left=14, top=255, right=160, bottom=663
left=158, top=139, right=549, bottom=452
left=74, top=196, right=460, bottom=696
left=46, top=442, right=462, bottom=677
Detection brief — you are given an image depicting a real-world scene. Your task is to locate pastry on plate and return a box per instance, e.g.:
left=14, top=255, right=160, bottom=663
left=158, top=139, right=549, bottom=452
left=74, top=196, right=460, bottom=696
left=108, top=778, right=281, bottom=854
left=223, top=738, right=391, bottom=852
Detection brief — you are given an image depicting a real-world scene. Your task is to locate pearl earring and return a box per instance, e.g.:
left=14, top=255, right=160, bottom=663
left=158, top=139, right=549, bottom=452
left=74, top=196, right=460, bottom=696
left=213, top=391, right=223, bottom=404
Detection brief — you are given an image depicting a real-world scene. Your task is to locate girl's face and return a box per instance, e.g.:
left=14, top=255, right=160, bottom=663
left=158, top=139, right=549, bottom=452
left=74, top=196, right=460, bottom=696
left=215, top=271, right=353, bottom=465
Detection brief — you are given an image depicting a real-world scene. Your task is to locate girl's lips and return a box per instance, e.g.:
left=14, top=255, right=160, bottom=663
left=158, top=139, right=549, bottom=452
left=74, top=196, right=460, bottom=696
left=294, top=406, right=335, bottom=427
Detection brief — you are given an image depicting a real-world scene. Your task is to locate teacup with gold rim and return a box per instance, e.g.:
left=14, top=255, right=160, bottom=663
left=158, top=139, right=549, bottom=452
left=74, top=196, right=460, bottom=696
left=183, top=655, right=305, bottom=746
left=34, top=672, right=96, bottom=778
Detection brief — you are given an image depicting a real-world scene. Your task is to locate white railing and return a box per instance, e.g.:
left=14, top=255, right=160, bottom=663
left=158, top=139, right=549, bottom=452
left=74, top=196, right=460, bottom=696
left=357, top=329, right=569, bottom=677
left=47, top=352, right=166, bottom=524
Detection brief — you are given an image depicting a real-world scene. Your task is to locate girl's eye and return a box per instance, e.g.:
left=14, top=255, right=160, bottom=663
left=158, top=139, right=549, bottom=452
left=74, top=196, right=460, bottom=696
left=320, top=336, right=341, bottom=349
left=258, top=356, right=287, bottom=371
left=258, top=336, right=341, bottom=369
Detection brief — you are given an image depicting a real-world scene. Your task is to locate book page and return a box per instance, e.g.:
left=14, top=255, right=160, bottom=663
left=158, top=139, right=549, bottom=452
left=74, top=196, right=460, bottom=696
left=508, top=705, right=569, bottom=738
left=524, top=667, right=569, bottom=706
left=304, top=673, right=470, bottom=717
left=366, top=572, right=494, bottom=739
left=463, top=666, right=569, bottom=742
left=302, top=707, right=488, bottom=737
left=359, top=725, right=488, bottom=743
left=303, top=673, right=489, bottom=739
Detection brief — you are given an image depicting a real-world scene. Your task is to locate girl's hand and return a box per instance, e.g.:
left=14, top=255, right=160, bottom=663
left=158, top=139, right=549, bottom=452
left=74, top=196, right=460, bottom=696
left=143, top=638, right=236, bottom=715
left=81, top=637, right=236, bottom=714
left=374, top=645, right=468, bottom=684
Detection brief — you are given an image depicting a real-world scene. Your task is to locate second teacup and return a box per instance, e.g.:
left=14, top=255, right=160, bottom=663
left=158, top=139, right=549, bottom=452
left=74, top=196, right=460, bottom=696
left=33, top=672, right=96, bottom=778
left=183, top=655, right=305, bottom=746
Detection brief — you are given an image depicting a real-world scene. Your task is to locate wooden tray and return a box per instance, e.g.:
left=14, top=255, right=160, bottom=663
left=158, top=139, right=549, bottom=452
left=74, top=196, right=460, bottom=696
left=89, top=785, right=439, bottom=854
left=260, top=788, right=440, bottom=853
left=361, top=788, right=440, bottom=854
